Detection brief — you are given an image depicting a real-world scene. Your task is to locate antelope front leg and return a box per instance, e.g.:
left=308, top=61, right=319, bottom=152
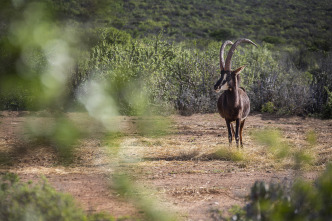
left=235, top=119, right=240, bottom=148
left=230, top=123, right=235, bottom=140
left=240, top=119, right=245, bottom=148
left=225, top=119, right=233, bottom=146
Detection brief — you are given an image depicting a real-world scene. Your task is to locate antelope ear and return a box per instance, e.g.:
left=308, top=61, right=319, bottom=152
left=232, top=66, right=246, bottom=75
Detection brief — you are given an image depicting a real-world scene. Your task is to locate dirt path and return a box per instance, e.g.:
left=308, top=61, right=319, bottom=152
left=0, top=111, right=331, bottom=220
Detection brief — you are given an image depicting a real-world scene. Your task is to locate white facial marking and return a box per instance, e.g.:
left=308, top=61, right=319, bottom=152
left=220, top=82, right=229, bottom=91
left=215, top=74, right=230, bottom=92
left=223, top=74, right=227, bottom=81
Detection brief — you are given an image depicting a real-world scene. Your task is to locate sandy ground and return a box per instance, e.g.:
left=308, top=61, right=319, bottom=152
left=0, top=111, right=331, bottom=220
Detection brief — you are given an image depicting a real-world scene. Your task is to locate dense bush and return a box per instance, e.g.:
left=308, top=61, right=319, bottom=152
left=322, top=87, right=332, bottom=119
left=2, top=26, right=329, bottom=117
left=79, top=34, right=220, bottom=115
left=261, top=101, right=275, bottom=113
left=0, top=173, right=116, bottom=221
left=222, top=164, right=332, bottom=221
left=1, top=0, right=332, bottom=118
left=76, top=35, right=319, bottom=116
left=1, top=21, right=331, bottom=117
left=309, top=53, right=332, bottom=116
left=80, top=0, right=331, bottom=52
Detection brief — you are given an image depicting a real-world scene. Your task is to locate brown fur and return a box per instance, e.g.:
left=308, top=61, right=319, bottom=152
left=217, top=68, right=250, bottom=147
left=215, top=38, right=257, bottom=147
left=217, top=88, right=250, bottom=121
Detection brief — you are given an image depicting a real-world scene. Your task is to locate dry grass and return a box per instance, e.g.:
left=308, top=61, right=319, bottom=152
left=0, top=111, right=331, bottom=220
left=129, top=114, right=332, bottom=172
left=201, top=147, right=245, bottom=162
left=169, top=186, right=230, bottom=196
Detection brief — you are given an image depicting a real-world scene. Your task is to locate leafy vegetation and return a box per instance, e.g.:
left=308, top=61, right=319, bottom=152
left=49, top=0, right=332, bottom=52
left=252, top=128, right=315, bottom=169
left=261, top=102, right=275, bottom=113
left=0, top=1, right=331, bottom=220
left=218, top=164, right=332, bottom=221
left=322, top=87, right=332, bottom=119
left=46, top=0, right=332, bottom=51
left=0, top=173, right=116, bottom=221
left=1, top=0, right=332, bottom=118
left=77, top=34, right=326, bottom=116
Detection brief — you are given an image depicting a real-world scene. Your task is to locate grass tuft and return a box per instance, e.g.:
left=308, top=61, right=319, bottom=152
left=251, top=128, right=290, bottom=159
left=205, top=147, right=245, bottom=162
left=251, top=127, right=318, bottom=170
left=306, top=130, right=317, bottom=146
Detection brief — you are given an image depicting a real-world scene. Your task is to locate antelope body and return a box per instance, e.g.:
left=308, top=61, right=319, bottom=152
left=214, top=38, right=257, bottom=147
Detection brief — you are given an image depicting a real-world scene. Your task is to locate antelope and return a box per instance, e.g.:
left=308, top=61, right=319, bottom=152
left=214, top=38, right=257, bottom=147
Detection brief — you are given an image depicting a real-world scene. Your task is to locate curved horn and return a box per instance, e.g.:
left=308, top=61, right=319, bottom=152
left=220, top=40, right=233, bottom=71
left=224, top=38, right=257, bottom=71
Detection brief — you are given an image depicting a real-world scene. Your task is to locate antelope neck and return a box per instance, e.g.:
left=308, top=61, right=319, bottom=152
left=226, top=83, right=240, bottom=106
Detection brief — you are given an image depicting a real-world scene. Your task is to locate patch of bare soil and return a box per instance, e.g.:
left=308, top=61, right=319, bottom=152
left=0, top=111, right=331, bottom=220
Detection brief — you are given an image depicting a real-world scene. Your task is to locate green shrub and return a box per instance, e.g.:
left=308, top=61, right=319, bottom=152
left=1, top=0, right=332, bottom=117
left=262, top=36, right=285, bottom=44
left=0, top=88, right=29, bottom=110
left=0, top=173, right=85, bottom=221
left=83, top=34, right=220, bottom=115
left=87, top=27, right=132, bottom=48
left=322, top=87, right=332, bottom=119
left=226, top=164, right=332, bottom=221
left=261, top=101, right=275, bottom=113
left=0, top=173, right=118, bottom=221
left=209, top=28, right=236, bottom=41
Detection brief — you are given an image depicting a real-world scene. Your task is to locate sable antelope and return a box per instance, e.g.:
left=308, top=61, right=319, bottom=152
left=214, top=38, right=257, bottom=147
